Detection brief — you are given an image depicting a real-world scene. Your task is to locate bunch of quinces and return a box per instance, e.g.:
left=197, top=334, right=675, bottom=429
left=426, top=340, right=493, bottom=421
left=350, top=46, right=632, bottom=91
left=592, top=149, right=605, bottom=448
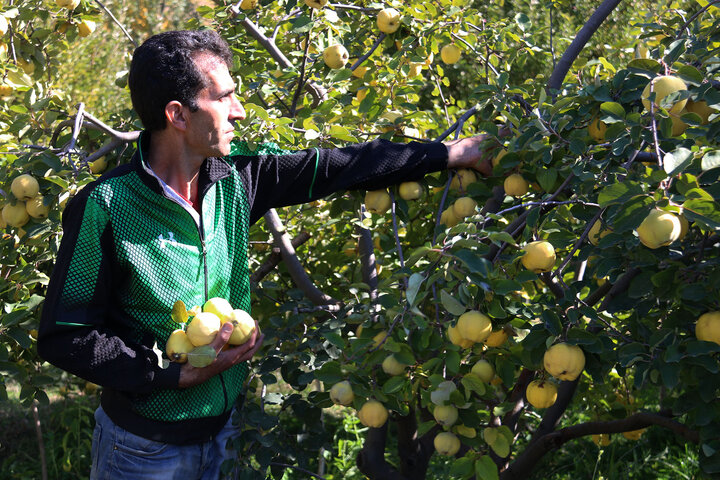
left=165, top=297, right=256, bottom=367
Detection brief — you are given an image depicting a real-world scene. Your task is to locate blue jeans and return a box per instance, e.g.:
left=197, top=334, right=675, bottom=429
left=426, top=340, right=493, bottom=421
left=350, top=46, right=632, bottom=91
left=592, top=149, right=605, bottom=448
left=90, top=406, right=238, bottom=480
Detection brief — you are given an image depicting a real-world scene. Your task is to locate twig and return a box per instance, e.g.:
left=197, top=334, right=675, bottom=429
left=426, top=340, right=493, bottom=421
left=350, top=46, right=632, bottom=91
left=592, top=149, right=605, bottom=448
left=676, top=0, right=720, bottom=35
left=549, top=0, right=556, bottom=73
left=551, top=207, right=605, bottom=279
left=271, top=9, right=303, bottom=41
left=292, top=305, right=342, bottom=314
left=450, top=32, right=499, bottom=77
left=389, top=191, right=407, bottom=290
left=647, top=81, right=664, bottom=170
left=68, top=103, right=85, bottom=154
left=435, top=106, right=479, bottom=142
left=489, top=200, right=598, bottom=224
left=93, top=0, right=137, bottom=47
left=349, top=34, right=386, bottom=72
left=433, top=74, right=451, bottom=126
left=331, top=3, right=379, bottom=13
left=31, top=401, right=48, bottom=480
left=291, top=29, right=314, bottom=116
left=238, top=17, right=328, bottom=107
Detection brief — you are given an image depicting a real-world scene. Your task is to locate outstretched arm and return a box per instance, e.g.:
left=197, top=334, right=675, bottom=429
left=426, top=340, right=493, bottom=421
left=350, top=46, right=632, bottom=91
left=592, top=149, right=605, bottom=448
left=445, top=135, right=493, bottom=177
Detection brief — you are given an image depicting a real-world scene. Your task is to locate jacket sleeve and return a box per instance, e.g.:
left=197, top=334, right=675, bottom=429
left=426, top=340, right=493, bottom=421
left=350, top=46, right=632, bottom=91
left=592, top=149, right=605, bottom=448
left=235, top=139, right=448, bottom=224
left=38, top=188, right=181, bottom=393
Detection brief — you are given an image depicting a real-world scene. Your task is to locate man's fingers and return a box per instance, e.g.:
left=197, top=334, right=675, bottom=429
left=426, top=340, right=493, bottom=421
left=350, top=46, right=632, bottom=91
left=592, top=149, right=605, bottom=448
left=211, top=322, right=233, bottom=353
left=474, top=157, right=492, bottom=177
left=237, top=333, right=265, bottom=362
left=221, top=332, right=265, bottom=364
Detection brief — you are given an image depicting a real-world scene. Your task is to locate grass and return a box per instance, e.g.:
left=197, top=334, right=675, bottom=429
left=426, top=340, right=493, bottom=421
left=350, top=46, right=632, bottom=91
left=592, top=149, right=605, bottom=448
left=528, top=427, right=702, bottom=480
left=0, top=382, right=99, bottom=480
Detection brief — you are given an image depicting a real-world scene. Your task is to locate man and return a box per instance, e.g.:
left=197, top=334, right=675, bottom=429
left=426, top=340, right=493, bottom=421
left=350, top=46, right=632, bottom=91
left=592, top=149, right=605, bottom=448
left=38, top=30, right=491, bottom=479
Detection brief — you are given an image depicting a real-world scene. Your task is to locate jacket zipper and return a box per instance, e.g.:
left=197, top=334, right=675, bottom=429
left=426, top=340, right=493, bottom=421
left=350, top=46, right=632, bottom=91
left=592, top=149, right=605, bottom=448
left=198, top=203, right=229, bottom=413
left=198, top=216, right=209, bottom=302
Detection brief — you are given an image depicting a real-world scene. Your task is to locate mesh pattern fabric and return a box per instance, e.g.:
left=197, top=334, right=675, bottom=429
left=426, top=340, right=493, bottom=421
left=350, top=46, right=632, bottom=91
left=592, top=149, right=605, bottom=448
left=60, top=167, right=251, bottom=421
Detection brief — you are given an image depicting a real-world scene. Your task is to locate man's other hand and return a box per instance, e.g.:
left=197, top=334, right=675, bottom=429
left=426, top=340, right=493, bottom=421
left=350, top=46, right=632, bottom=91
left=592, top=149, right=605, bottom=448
left=178, top=320, right=264, bottom=389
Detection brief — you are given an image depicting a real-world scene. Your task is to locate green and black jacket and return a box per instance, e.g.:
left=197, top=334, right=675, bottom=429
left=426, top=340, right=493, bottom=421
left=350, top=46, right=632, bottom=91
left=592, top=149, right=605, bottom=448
left=38, top=133, right=449, bottom=444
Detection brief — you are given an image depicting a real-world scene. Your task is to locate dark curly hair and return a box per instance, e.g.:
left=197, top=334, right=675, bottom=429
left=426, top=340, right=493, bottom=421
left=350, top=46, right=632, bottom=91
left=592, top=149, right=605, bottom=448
left=129, top=30, right=233, bottom=132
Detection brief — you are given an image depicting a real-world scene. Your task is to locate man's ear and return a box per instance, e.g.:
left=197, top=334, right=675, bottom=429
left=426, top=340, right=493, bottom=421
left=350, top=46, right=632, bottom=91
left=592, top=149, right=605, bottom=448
left=165, top=101, right=187, bottom=131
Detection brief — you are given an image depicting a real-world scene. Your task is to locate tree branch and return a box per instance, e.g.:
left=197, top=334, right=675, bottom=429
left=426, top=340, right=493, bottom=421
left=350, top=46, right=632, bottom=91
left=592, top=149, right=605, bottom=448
left=357, top=423, right=410, bottom=480
left=546, top=0, right=623, bottom=94
left=396, top=407, right=434, bottom=479
left=264, top=209, right=339, bottom=306
left=502, top=411, right=699, bottom=479
left=238, top=17, right=328, bottom=107
left=358, top=218, right=379, bottom=304
left=31, top=401, right=48, bottom=480
left=94, top=0, right=137, bottom=47
left=250, top=231, right=311, bottom=283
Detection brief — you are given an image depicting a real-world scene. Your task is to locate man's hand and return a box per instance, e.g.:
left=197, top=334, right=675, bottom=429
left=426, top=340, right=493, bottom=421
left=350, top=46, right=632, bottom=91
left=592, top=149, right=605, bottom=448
left=444, top=135, right=493, bottom=177
left=178, top=320, right=264, bottom=389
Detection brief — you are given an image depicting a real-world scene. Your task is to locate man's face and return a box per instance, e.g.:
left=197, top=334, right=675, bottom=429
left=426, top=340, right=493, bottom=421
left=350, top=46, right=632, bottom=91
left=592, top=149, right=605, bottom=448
left=184, top=55, right=245, bottom=158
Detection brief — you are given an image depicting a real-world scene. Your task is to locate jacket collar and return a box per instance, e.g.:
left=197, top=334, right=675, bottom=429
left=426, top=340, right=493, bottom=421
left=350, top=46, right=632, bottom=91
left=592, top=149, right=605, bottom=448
left=131, top=130, right=234, bottom=201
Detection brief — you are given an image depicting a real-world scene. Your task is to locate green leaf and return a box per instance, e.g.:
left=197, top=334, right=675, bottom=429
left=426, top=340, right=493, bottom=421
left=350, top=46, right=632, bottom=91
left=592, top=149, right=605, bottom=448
left=683, top=198, right=720, bottom=230
left=629, top=271, right=655, bottom=298
left=482, top=427, right=498, bottom=444
left=406, top=273, right=425, bottom=306
left=542, top=310, right=563, bottom=336
left=536, top=168, right=558, bottom=192
left=330, top=69, right=353, bottom=83
left=610, top=195, right=654, bottom=232
left=329, top=124, right=357, bottom=143
left=382, top=376, right=407, bottom=394
left=445, top=349, right=461, bottom=376
left=663, top=147, right=693, bottom=175
left=324, top=331, right=345, bottom=349
left=488, top=231, right=517, bottom=246
left=450, top=457, right=474, bottom=476
left=187, top=345, right=217, bottom=368
left=659, top=362, right=680, bottom=389
left=598, top=181, right=644, bottom=207
left=315, top=361, right=343, bottom=383
left=461, top=373, right=487, bottom=396
left=475, top=456, right=499, bottom=480
left=676, top=64, right=704, bottom=84
left=454, top=250, right=491, bottom=276
left=701, top=151, right=720, bottom=171
left=493, top=278, right=522, bottom=296
left=489, top=433, right=510, bottom=458
left=416, top=419, right=435, bottom=437
left=600, top=101, right=626, bottom=121
left=686, top=341, right=720, bottom=357
left=406, top=246, right=431, bottom=267
left=441, top=289, right=466, bottom=316
left=290, top=15, right=313, bottom=33
left=617, top=343, right=646, bottom=367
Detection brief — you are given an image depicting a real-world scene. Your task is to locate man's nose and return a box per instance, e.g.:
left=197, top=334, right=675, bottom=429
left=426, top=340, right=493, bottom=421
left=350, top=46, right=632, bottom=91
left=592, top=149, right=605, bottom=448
left=230, top=95, right=245, bottom=121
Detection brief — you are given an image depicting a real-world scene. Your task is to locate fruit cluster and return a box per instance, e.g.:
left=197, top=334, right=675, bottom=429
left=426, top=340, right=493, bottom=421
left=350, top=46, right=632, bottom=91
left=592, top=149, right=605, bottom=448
left=165, top=297, right=256, bottom=368
left=2, top=175, right=50, bottom=231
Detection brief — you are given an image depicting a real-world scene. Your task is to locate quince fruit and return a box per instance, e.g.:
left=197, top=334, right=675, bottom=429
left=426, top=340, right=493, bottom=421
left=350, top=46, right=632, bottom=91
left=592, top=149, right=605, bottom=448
left=543, top=343, right=585, bottom=381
